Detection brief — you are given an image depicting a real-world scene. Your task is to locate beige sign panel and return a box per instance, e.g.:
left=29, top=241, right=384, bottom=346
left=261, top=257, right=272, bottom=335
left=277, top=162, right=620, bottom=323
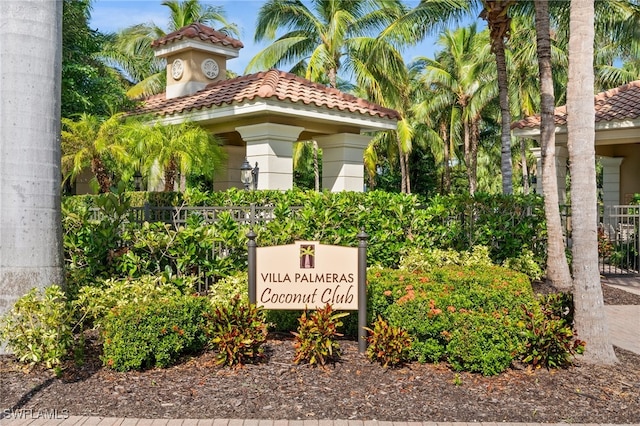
left=256, top=241, right=358, bottom=310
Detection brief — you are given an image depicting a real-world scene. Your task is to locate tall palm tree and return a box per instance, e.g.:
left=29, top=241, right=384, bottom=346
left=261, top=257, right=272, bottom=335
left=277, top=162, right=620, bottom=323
left=533, top=0, right=572, bottom=291
left=101, top=0, right=239, bottom=98
left=61, top=113, right=129, bottom=193
left=480, top=0, right=515, bottom=195
left=249, top=0, right=416, bottom=192
left=0, top=0, right=64, bottom=353
left=567, top=0, right=617, bottom=365
left=125, top=120, right=226, bottom=192
left=246, top=0, right=406, bottom=88
left=413, top=25, right=497, bottom=195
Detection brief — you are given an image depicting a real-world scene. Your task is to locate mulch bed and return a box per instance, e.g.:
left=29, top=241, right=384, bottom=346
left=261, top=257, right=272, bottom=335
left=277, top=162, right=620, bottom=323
left=1, top=283, right=639, bottom=423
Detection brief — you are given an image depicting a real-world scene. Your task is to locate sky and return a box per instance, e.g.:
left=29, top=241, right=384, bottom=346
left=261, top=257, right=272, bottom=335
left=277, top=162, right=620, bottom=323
left=88, top=0, right=457, bottom=77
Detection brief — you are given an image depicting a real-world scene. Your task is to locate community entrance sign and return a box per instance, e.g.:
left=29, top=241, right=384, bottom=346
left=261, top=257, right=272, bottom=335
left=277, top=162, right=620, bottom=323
left=256, top=241, right=358, bottom=310
left=247, top=230, right=368, bottom=352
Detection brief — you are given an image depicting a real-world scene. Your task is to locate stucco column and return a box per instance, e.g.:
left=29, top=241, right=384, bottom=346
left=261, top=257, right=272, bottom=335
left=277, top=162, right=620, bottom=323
left=599, top=156, right=624, bottom=207
left=315, top=133, right=372, bottom=192
left=236, top=123, right=304, bottom=190
left=214, top=145, right=245, bottom=191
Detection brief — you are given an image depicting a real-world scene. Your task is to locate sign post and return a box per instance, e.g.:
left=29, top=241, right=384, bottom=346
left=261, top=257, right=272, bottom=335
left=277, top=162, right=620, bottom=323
left=247, top=232, right=368, bottom=353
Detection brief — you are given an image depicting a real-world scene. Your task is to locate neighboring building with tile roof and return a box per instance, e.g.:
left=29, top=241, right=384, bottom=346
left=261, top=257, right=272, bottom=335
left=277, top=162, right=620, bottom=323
left=129, top=23, right=399, bottom=192
left=512, top=81, right=640, bottom=206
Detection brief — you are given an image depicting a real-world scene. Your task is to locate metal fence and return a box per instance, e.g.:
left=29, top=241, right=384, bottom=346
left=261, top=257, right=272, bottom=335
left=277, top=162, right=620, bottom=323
left=561, top=204, right=640, bottom=276
left=89, top=203, right=300, bottom=228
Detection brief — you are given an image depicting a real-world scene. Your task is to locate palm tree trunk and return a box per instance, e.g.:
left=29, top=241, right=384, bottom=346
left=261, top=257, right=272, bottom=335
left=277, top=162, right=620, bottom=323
left=397, top=133, right=408, bottom=193
left=535, top=0, right=572, bottom=291
left=0, top=0, right=64, bottom=354
left=482, top=0, right=514, bottom=195
left=404, top=152, right=411, bottom=194
left=520, top=138, right=529, bottom=194
left=441, top=122, right=451, bottom=193
left=469, top=119, right=480, bottom=195
left=463, top=119, right=472, bottom=194
left=313, top=140, right=319, bottom=191
left=328, top=67, right=338, bottom=89
left=164, top=156, right=178, bottom=192
left=91, top=156, right=112, bottom=193
left=567, top=0, right=617, bottom=364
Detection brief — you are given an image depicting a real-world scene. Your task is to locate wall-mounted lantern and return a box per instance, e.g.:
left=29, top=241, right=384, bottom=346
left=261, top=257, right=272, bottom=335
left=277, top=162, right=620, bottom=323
left=133, top=170, right=143, bottom=191
left=240, top=158, right=259, bottom=190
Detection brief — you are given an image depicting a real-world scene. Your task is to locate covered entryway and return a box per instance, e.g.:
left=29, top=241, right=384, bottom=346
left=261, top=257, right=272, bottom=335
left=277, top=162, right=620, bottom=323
left=135, top=23, right=400, bottom=192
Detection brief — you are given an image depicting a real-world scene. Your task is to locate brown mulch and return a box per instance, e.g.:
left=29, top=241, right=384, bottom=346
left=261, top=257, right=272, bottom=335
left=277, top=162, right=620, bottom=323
left=1, top=283, right=639, bottom=423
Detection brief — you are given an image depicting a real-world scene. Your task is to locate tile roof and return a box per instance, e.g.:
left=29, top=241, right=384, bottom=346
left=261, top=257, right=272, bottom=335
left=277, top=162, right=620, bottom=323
left=512, top=80, right=640, bottom=130
left=134, top=69, right=401, bottom=121
left=151, top=22, right=244, bottom=50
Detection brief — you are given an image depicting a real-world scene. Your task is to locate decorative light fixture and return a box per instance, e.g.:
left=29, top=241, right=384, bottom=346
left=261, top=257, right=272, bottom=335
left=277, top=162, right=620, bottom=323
left=240, top=158, right=259, bottom=190
left=133, top=170, right=143, bottom=191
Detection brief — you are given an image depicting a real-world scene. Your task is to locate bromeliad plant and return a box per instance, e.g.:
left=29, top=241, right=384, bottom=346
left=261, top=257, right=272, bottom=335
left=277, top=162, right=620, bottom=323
left=292, top=304, right=348, bottom=366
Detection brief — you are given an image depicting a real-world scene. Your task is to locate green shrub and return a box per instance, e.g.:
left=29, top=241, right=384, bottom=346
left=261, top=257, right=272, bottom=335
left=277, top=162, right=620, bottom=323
left=446, top=312, right=521, bottom=376
left=365, top=316, right=413, bottom=367
left=292, top=304, right=348, bottom=366
left=0, top=285, right=73, bottom=370
left=400, top=245, right=493, bottom=271
left=74, top=274, right=191, bottom=328
left=101, top=294, right=209, bottom=371
left=502, top=249, right=544, bottom=281
left=205, top=295, right=269, bottom=366
left=208, top=272, right=248, bottom=307
left=368, top=266, right=535, bottom=374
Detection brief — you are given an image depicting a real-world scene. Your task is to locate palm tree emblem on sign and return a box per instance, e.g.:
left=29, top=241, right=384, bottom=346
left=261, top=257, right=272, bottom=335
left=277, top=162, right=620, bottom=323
left=300, top=245, right=315, bottom=269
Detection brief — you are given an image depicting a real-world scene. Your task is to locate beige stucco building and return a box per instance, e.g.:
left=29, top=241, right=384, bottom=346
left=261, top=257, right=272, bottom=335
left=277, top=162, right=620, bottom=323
left=512, top=80, right=640, bottom=206
left=132, top=23, right=400, bottom=192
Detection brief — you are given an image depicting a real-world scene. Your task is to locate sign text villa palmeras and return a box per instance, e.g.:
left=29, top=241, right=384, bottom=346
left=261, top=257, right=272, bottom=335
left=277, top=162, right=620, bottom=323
left=256, top=241, right=358, bottom=310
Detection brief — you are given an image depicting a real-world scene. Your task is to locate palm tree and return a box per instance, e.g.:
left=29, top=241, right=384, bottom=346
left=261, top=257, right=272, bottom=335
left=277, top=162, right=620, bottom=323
left=101, top=0, right=239, bottom=98
left=566, top=0, right=617, bottom=365
left=480, top=0, right=515, bottom=195
left=249, top=0, right=417, bottom=192
left=125, top=120, right=226, bottom=192
left=61, top=113, right=129, bottom=193
left=532, top=0, right=572, bottom=291
left=413, top=25, right=497, bottom=195
left=0, top=0, right=64, bottom=353
left=293, top=140, right=321, bottom=191
left=246, top=0, right=406, bottom=88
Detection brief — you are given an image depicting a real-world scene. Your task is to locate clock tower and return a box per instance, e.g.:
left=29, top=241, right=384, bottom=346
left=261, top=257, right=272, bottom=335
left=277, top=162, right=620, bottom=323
left=151, top=23, right=243, bottom=99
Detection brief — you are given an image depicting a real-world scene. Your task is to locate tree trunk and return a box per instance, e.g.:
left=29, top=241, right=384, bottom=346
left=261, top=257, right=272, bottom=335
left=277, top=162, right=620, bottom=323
left=164, top=156, right=178, bottom=192
left=535, top=0, right=573, bottom=291
left=520, top=138, right=529, bottom=194
left=441, top=122, right=451, bottom=193
left=397, top=133, right=408, bottom=193
left=482, top=0, right=514, bottom=195
left=91, top=156, right=112, bottom=194
left=313, top=140, right=319, bottom=191
left=404, top=152, right=411, bottom=194
left=469, top=119, right=480, bottom=195
left=0, top=0, right=64, bottom=354
left=463, top=119, right=473, bottom=194
left=567, top=0, right=617, bottom=364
